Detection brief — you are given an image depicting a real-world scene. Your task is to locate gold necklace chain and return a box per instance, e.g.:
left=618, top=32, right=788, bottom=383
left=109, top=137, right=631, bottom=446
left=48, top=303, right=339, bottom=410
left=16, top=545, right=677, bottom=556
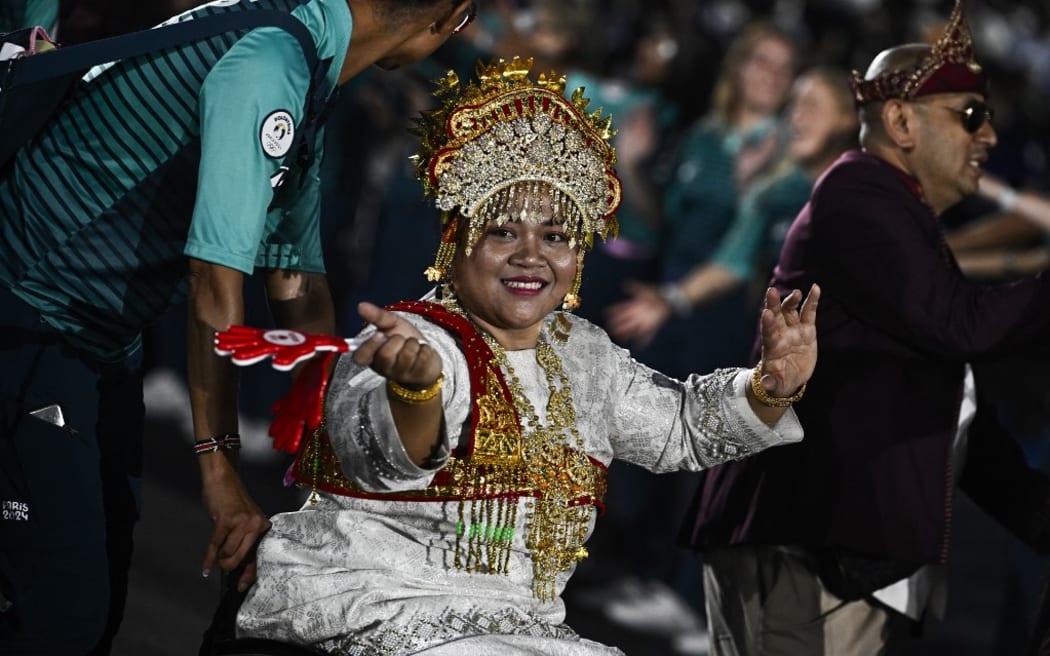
left=443, top=291, right=596, bottom=600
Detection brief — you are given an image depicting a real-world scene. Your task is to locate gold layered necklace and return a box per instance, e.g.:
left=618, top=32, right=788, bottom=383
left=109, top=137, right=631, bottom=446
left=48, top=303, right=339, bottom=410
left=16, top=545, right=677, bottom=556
left=444, top=293, right=600, bottom=601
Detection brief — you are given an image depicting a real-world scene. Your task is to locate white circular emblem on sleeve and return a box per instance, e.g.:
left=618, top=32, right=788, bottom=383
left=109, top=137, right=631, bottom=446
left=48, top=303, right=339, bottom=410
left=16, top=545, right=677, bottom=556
left=260, top=110, right=295, bottom=159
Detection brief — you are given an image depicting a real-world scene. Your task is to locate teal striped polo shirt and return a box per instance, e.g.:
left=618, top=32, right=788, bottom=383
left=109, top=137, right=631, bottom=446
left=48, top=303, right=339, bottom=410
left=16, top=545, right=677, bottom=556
left=0, top=0, right=58, bottom=33
left=0, top=0, right=351, bottom=362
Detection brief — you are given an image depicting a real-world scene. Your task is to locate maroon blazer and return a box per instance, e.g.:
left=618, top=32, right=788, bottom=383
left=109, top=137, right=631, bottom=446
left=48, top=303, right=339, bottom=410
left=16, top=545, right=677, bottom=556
left=684, top=150, right=1050, bottom=566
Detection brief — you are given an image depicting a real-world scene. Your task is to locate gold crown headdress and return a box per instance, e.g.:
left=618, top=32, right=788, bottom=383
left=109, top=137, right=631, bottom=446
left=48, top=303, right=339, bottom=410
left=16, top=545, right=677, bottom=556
left=849, top=0, right=987, bottom=107
left=413, top=57, right=622, bottom=286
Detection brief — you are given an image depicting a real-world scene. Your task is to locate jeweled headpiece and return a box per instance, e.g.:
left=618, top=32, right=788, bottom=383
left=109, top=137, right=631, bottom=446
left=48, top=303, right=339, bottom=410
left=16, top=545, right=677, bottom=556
left=413, top=57, right=622, bottom=283
left=849, top=0, right=987, bottom=107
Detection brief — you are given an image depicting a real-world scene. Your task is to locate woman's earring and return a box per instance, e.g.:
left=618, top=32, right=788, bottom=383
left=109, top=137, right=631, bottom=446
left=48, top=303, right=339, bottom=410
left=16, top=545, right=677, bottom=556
left=562, top=252, right=585, bottom=311
left=426, top=215, right=459, bottom=283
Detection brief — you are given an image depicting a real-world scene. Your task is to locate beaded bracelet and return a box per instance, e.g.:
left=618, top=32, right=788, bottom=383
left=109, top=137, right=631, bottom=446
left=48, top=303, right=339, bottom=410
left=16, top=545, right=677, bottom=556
left=193, top=433, right=242, bottom=456
left=387, top=374, right=444, bottom=405
left=750, top=363, right=806, bottom=408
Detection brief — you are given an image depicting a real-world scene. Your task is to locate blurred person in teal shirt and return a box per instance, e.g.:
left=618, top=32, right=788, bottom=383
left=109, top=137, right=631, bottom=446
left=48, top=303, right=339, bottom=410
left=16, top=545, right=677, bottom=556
left=570, top=16, right=682, bottom=333
left=607, top=67, right=857, bottom=347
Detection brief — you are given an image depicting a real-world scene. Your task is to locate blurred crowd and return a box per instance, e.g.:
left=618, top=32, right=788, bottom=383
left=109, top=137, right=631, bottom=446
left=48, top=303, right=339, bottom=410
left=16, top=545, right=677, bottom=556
left=23, top=0, right=1050, bottom=654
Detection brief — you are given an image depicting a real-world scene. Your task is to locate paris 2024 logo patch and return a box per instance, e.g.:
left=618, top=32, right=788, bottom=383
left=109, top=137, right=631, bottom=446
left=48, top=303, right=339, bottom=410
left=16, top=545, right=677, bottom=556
left=261, top=110, right=295, bottom=159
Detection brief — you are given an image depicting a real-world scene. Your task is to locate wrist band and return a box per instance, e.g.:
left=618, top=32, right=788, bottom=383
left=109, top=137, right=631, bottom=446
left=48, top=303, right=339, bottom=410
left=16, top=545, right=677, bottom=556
left=193, top=433, right=241, bottom=456
left=998, top=187, right=1019, bottom=212
left=659, top=282, right=691, bottom=317
left=388, top=374, right=444, bottom=405
left=750, top=362, right=806, bottom=408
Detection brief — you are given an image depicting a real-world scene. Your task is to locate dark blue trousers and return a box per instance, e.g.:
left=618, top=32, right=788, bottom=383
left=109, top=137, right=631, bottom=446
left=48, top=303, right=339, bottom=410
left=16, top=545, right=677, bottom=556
left=0, top=288, right=143, bottom=655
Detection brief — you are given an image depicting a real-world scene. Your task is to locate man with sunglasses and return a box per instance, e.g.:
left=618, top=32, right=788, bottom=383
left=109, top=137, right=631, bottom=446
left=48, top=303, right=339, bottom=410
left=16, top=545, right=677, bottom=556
left=0, top=0, right=475, bottom=654
left=683, top=1, right=1050, bottom=654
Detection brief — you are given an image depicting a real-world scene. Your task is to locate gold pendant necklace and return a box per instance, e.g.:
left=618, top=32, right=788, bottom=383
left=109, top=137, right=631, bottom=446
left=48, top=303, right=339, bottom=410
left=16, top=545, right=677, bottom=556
left=442, top=290, right=598, bottom=600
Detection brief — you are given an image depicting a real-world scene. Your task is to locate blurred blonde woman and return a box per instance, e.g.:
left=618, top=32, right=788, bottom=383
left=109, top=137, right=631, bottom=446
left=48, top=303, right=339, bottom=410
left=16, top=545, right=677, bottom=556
left=608, top=67, right=858, bottom=346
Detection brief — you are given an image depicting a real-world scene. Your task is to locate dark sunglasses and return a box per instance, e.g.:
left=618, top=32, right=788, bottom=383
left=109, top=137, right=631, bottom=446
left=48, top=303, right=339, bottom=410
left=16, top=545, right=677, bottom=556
left=943, top=99, right=994, bottom=134
left=452, top=2, right=477, bottom=34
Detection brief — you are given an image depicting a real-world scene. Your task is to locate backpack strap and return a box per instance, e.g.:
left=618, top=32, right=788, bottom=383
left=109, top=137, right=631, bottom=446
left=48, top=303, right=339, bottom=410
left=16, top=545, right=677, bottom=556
left=0, top=9, right=335, bottom=201
left=2, top=10, right=319, bottom=88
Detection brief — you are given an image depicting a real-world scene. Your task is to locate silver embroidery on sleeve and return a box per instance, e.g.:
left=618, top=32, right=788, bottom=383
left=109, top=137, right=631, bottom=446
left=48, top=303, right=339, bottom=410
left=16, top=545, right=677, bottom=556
left=348, top=394, right=415, bottom=482
left=684, top=367, right=761, bottom=466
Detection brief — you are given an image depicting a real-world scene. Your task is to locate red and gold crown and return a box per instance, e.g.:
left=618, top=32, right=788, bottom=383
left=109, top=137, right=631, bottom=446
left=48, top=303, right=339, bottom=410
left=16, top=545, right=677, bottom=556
left=849, top=0, right=987, bottom=106
left=412, top=57, right=622, bottom=282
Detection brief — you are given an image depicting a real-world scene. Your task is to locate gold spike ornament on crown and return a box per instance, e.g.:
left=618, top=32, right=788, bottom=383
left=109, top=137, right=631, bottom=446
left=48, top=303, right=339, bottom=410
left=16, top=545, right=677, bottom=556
left=848, top=0, right=987, bottom=106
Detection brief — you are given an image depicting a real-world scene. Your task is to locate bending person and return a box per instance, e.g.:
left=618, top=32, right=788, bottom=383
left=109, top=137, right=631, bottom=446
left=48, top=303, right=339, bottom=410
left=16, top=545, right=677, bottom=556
left=231, top=57, right=819, bottom=655
left=0, top=1, right=477, bottom=653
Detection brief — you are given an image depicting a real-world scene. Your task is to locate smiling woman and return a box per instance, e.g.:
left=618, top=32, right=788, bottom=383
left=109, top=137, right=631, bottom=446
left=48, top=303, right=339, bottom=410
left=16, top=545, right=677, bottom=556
left=229, top=56, right=820, bottom=655
left=450, top=214, right=580, bottom=349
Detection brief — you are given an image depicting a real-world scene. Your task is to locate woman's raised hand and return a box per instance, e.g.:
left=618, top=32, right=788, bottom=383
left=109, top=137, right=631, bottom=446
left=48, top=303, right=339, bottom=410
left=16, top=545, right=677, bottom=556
left=757, top=284, right=820, bottom=397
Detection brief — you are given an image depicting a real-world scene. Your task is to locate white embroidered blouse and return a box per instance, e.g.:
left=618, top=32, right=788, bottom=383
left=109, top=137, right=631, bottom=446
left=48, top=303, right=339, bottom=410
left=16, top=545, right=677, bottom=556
left=237, top=309, right=802, bottom=655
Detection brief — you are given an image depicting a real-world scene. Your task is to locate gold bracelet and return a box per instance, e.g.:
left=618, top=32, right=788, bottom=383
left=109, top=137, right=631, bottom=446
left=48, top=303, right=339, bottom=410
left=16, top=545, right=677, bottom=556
left=387, top=374, right=444, bottom=405
left=750, top=362, right=806, bottom=408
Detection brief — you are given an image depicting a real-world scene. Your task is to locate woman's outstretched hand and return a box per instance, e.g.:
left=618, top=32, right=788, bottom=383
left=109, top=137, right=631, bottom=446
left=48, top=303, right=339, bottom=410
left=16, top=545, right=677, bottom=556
left=352, top=302, right=444, bottom=392
left=353, top=302, right=445, bottom=466
left=757, top=284, right=820, bottom=397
